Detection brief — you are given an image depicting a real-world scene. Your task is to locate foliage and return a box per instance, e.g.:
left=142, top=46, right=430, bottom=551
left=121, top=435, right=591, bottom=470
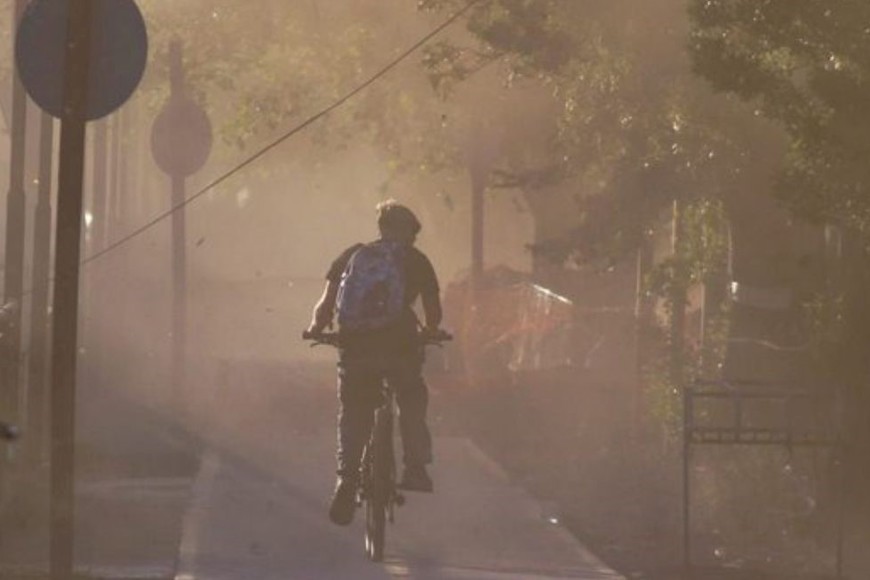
left=693, top=446, right=840, bottom=574
left=801, top=289, right=846, bottom=364
left=136, top=0, right=370, bottom=151
left=689, top=0, right=870, bottom=234
left=420, top=2, right=754, bottom=440
left=98, top=0, right=457, bottom=201
left=642, top=198, right=731, bottom=432
left=423, top=0, right=763, bottom=268
left=690, top=8, right=870, bottom=517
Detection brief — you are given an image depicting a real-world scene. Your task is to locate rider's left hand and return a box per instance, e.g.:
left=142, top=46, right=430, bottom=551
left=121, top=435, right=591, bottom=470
left=306, top=321, right=329, bottom=335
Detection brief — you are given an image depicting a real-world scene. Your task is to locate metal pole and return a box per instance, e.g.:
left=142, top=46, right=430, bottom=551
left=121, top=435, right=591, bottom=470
left=670, top=199, right=687, bottom=389
left=92, top=121, right=108, bottom=251
left=50, top=1, right=93, bottom=577
left=834, top=443, right=846, bottom=579
left=116, top=108, right=129, bottom=234
left=633, top=240, right=652, bottom=435
left=26, top=111, right=54, bottom=463
left=3, top=0, right=29, bottom=425
left=168, top=41, right=188, bottom=397
left=87, top=120, right=107, bottom=389
left=109, top=111, right=122, bottom=234
left=171, top=173, right=187, bottom=395
left=466, top=125, right=492, bottom=294
left=682, top=387, right=693, bottom=571
left=470, top=171, right=484, bottom=289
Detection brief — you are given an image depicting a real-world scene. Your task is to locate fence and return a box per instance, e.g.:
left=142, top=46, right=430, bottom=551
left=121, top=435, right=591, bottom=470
left=682, top=380, right=846, bottom=578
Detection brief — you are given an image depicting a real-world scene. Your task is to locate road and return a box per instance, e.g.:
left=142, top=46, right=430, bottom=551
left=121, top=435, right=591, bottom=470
left=172, top=360, right=623, bottom=580
left=173, top=437, right=622, bottom=580
left=0, top=360, right=624, bottom=579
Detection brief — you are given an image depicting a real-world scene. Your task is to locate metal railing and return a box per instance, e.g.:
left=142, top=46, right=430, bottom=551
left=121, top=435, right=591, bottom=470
left=682, top=380, right=846, bottom=578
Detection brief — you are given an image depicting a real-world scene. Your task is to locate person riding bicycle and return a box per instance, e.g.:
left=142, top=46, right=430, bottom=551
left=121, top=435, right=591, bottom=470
left=306, top=200, right=444, bottom=526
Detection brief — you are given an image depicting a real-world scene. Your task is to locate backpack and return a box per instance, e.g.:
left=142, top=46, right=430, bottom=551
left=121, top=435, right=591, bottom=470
left=336, top=240, right=406, bottom=332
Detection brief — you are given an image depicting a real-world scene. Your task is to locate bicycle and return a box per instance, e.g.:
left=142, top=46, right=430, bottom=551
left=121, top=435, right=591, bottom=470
left=302, top=328, right=451, bottom=562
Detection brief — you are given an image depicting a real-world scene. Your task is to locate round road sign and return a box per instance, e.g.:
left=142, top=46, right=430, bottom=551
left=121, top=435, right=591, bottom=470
left=15, top=0, right=148, bottom=121
left=151, top=95, right=213, bottom=177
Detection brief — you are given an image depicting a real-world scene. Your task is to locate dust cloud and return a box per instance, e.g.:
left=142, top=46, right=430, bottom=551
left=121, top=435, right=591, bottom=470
left=1, top=1, right=868, bottom=579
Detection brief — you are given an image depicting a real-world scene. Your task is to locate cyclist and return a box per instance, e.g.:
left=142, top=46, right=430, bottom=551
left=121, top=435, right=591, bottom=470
left=306, top=200, right=444, bottom=526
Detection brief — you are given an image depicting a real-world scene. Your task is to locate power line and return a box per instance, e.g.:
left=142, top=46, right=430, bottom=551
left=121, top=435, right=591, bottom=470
left=83, top=0, right=484, bottom=267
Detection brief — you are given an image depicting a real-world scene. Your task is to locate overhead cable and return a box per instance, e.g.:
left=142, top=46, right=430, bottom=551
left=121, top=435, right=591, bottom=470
left=83, top=0, right=484, bottom=267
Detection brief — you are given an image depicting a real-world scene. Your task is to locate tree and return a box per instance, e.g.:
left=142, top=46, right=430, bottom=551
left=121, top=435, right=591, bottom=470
left=689, top=0, right=870, bottom=234
left=420, top=0, right=764, bottom=269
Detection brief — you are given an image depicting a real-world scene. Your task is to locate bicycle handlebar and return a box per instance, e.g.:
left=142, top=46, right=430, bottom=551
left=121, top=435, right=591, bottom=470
left=302, top=329, right=453, bottom=346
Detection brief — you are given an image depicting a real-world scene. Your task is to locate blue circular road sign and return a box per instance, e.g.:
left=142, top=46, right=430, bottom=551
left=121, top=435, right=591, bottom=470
left=151, top=94, right=213, bottom=177
left=15, top=0, right=148, bottom=121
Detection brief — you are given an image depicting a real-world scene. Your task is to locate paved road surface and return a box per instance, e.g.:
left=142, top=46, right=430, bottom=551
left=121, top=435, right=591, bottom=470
left=174, top=433, right=622, bottom=579
left=0, top=362, right=624, bottom=579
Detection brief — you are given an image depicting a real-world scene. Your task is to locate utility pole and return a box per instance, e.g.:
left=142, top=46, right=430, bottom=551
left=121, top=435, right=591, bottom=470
left=465, top=125, right=498, bottom=293
left=86, top=120, right=108, bottom=389
left=670, top=198, right=688, bottom=390
left=150, top=39, right=213, bottom=399
left=633, top=235, right=654, bottom=434
left=92, top=121, right=108, bottom=251
left=169, top=43, right=191, bottom=395
left=470, top=166, right=485, bottom=289
left=3, top=0, right=29, bottom=426
left=26, top=111, right=54, bottom=462
left=109, top=112, right=124, bottom=235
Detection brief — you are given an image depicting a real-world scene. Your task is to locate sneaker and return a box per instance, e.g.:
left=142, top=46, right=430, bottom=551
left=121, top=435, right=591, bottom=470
left=328, top=477, right=357, bottom=525
left=398, top=466, right=433, bottom=493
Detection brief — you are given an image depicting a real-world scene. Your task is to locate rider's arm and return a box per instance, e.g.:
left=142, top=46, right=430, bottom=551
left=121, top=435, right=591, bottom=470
left=421, top=289, right=442, bottom=331
left=416, top=250, right=443, bottom=331
left=310, top=245, right=362, bottom=333
left=308, top=280, right=339, bottom=333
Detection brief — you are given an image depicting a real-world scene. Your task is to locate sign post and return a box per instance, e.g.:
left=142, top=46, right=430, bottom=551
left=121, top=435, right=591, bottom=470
left=151, top=39, right=213, bottom=398
left=15, top=1, right=147, bottom=576
left=2, top=0, right=29, bottom=430
left=26, top=110, right=54, bottom=464
left=49, top=3, right=94, bottom=574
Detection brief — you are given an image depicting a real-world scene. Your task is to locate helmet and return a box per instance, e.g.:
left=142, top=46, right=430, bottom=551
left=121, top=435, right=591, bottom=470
left=376, top=200, right=421, bottom=237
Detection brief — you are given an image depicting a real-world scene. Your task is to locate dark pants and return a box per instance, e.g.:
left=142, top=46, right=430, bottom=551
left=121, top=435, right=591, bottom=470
left=336, top=348, right=432, bottom=479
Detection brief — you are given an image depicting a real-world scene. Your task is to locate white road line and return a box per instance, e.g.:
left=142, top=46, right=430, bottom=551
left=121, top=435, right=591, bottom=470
left=384, top=560, right=623, bottom=579
left=174, top=450, right=221, bottom=580
left=0, top=564, right=173, bottom=579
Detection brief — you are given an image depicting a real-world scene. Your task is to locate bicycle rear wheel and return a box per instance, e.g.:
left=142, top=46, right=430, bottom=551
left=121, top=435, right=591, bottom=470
left=365, top=489, right=386, bottom=562
left=364, top=408, right=393, bottom=562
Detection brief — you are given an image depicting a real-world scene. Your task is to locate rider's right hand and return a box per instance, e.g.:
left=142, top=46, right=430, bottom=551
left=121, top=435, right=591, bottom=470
left=421, top=327, right=452, bottom=341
